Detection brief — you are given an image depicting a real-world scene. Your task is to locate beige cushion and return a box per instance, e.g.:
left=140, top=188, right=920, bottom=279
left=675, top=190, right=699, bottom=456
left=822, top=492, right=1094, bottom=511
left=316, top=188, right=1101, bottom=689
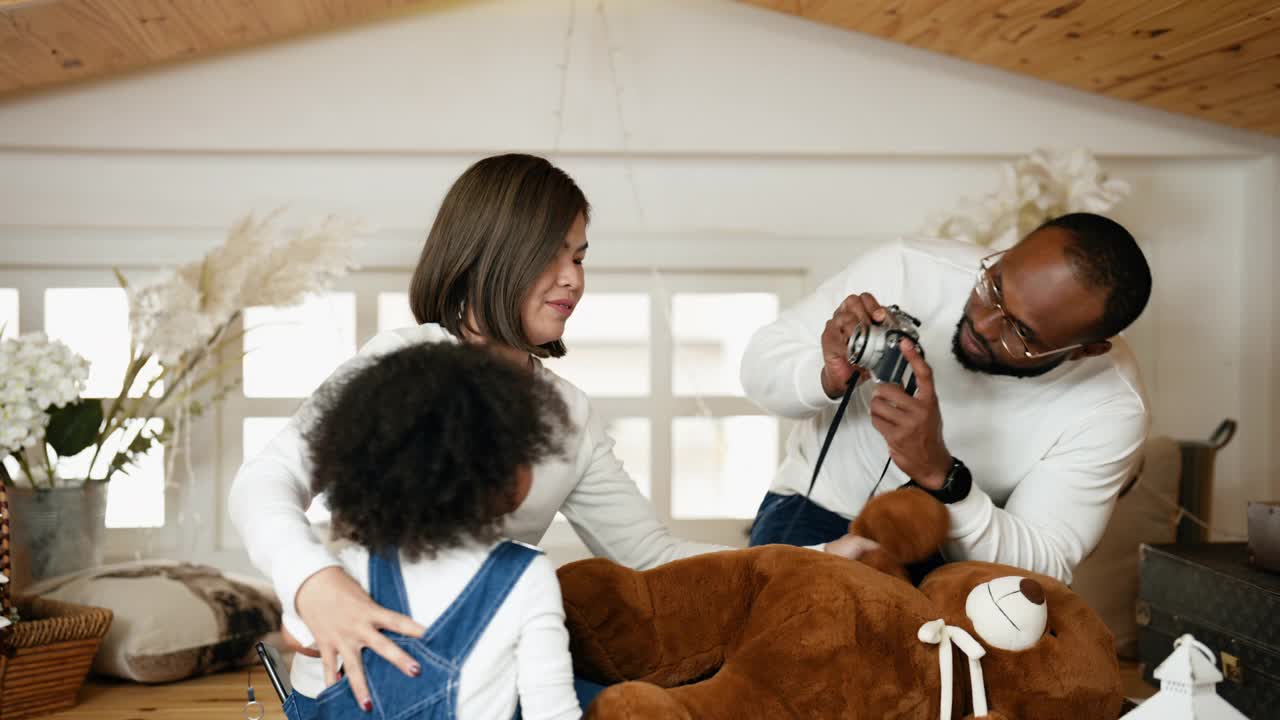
left=1072, top=435, right=1181, bottom=658
left=27, top=560, right=281, bottom=683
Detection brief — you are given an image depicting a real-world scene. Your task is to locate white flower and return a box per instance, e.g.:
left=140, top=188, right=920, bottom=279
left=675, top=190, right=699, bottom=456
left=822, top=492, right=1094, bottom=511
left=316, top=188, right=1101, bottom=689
left=0, top=333, right=89, bottom=455
left=0, top=616, right=10, bottom=630
left=922, top=147, right=1130, bottom=250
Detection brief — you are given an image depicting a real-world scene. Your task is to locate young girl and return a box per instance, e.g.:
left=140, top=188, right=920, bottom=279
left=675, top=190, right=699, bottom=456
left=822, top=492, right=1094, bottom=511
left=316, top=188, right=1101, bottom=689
left=281, top=342, right=580, bottom=720
left=229, top=154, right=728, bottom=711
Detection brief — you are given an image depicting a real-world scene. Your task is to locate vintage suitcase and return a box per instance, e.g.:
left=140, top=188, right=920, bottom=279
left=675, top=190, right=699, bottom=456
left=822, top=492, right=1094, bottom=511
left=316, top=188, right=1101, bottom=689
left=1248, top=502, right=1280, bottom=574
left=1137, top=542, right=1280, bottom=718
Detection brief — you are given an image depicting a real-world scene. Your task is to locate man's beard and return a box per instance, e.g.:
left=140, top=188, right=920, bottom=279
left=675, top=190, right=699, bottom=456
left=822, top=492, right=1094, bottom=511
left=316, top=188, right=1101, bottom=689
left=950, top=315, right=1064, bottom=379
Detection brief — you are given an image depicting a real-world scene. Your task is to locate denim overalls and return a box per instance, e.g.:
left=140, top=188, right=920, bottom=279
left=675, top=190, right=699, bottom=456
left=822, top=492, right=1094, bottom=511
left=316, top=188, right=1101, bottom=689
left=282, top=541, right=538, bottom=720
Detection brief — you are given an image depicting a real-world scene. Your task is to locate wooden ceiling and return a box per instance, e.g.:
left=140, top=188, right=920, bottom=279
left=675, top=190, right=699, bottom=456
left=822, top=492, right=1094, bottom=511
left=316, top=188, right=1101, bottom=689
left=2, top=1, right=1276, bottom=139
left=744, top=0, right=1280, bottom=138
left=0, top=0, right=434, bottom=98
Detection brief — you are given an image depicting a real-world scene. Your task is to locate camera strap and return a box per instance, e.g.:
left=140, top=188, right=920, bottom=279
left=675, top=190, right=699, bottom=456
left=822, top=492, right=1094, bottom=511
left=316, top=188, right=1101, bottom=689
left=806, top=374, right=860, bottom=499
left=781, top=374, right=894, bottom=544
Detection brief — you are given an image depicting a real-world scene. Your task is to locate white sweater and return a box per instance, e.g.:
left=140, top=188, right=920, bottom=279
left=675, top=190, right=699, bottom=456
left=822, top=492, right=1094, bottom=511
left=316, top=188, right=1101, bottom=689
left=740, top=237, right=1150, bottom=584
left=287, top=541, right=580, bottom=720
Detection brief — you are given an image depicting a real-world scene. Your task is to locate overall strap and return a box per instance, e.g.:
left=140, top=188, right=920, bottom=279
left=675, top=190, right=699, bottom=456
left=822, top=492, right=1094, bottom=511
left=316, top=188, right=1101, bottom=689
left=367, top=546, right=412, bottom=617
left=428, top=541, right=540, bottom=662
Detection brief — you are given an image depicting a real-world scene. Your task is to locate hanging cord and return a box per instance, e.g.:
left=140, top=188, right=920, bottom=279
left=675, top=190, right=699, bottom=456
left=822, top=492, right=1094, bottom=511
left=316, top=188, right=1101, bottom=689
left=1129, top=473, right=1247, bottom=541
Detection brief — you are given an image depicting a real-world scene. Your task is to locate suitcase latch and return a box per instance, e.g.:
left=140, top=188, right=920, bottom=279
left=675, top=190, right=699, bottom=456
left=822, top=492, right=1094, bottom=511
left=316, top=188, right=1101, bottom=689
left=1220, top=651, right=1242, bottom=685
left=1134, top=601, right=1151, bottom=627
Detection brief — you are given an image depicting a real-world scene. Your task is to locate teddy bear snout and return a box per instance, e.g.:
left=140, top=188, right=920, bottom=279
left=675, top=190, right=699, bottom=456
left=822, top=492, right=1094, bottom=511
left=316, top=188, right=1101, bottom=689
left=1019, top=578, right=1045, bottom=605
left=965, top=575, right=1050, bottom=652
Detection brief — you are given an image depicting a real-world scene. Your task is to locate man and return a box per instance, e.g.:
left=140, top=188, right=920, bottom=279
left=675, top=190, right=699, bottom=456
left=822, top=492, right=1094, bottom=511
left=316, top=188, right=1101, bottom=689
left=742, top=213, right=1151, bottom=584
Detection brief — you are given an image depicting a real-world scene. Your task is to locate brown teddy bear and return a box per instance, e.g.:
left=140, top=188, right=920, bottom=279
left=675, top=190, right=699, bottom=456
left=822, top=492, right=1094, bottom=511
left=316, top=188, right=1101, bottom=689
left=556, top=488, right=1123, bottom=719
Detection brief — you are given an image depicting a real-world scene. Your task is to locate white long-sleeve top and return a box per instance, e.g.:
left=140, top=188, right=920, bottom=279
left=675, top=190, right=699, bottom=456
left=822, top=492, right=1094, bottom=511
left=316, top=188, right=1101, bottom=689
left=740, top=237, right=1150, bottom=584
left=228, top=323, right=725, bottom=646
left=287, top=540, right=580, bottom=720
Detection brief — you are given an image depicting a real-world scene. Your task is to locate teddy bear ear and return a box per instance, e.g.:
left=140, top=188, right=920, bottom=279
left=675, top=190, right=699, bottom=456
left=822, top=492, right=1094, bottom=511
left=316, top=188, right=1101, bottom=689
left=851, top=487, right=949, bottom=564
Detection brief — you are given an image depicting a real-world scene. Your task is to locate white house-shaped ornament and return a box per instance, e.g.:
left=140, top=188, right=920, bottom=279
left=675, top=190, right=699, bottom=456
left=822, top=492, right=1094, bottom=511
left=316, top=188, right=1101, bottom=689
left=1121, top=634, right=1249, bottom=719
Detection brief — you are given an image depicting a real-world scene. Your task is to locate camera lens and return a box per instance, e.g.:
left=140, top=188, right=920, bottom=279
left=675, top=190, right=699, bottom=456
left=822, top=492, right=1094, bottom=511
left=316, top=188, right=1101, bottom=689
left=848, top=322, right=874, bottom=366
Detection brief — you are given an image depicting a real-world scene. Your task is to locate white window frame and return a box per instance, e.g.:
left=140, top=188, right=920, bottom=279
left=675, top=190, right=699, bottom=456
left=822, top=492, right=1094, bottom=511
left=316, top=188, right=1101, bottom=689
left=3, top=229, right=851, bottom=573
left=536, top=270, right=805, bottom=560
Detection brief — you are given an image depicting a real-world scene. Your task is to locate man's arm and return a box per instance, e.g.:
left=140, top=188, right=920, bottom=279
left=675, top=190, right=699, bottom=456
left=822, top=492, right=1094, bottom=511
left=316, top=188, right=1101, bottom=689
left=865, top=341, right=1148, bottom=583
left=740, top=242, right=905, bottom=419
left=943, top=405, right=1149, bottom=584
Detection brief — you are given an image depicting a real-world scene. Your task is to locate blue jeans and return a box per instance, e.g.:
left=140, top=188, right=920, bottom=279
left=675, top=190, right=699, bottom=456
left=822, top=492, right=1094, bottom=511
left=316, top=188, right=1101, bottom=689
left=748, top=492, right=852, bottom=547
left=748, top=491, right=947, bottom=584
left=574, top=677, right=608, bottom=708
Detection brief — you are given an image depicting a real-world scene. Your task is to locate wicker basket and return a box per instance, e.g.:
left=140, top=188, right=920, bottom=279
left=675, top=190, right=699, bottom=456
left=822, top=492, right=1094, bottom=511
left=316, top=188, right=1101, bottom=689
left=0, top=483, right=114, bottom=720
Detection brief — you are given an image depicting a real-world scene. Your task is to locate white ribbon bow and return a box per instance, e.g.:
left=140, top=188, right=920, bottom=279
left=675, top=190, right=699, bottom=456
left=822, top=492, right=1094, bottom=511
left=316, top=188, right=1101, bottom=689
left=918, top=619, right=989, bottom=719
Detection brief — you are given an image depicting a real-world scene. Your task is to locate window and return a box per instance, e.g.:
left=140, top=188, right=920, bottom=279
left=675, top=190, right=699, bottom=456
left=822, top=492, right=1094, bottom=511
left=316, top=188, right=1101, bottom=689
left=549, top=294, right=650, bottom=397
left=43, top=287, right=166, bottom=528
left=672, top=293, right=778, bottom=397
left=540, top=271, right=801, bottom=555
left=672, top=416, right=778, bottom=520
left=0, top=288, right=16, bottom=338
left=57, top=420, right=167, bottom=528
left=45, top=288, right=161, bottom=399
left=2, top=264, right=802, bottom=566
left=243, top=293, right=357, bottom=398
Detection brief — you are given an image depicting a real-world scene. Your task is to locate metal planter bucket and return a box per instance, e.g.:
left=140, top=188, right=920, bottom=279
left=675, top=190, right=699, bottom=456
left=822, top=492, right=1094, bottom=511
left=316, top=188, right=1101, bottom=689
left=6, top=482, right=106, bottom=594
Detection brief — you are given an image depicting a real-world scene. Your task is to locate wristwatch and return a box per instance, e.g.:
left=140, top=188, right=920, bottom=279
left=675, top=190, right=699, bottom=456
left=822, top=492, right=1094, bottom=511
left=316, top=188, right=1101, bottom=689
left=910, top=457, right=972, bottom=504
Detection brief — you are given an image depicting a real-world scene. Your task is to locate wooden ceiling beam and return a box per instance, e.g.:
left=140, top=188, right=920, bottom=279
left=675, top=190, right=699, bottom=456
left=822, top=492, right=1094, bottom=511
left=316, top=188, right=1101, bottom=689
left=1107, top=12, right=1280, bottom=99
left=1027, top=1, right=1280, bottom=90
left=743, top=0, right=1280, bottom=137
left=0, top=0, right=436, bottom=98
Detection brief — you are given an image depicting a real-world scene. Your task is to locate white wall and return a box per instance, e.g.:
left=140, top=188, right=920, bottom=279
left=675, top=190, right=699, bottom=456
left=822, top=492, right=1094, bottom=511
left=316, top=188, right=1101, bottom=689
left=2, top=0, right=1276, bottom=545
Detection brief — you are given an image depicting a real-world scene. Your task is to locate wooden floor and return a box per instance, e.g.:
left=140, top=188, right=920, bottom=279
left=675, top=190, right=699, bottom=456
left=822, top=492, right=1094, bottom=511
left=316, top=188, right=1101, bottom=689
left=46, top=670, right=285, bottom=720
left=42, top=661, right=1157, bottom=719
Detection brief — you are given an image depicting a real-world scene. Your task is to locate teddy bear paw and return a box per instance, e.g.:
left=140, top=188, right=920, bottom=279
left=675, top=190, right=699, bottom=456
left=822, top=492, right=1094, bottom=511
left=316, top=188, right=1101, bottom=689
left=587, top=680, right=692, bottom=720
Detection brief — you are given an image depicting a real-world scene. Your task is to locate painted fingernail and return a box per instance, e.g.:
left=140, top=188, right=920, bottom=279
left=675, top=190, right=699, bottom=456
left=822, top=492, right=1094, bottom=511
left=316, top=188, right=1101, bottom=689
left=362, top=699, right=373, bottom=712
left=409, top=663, right=421, bottom=676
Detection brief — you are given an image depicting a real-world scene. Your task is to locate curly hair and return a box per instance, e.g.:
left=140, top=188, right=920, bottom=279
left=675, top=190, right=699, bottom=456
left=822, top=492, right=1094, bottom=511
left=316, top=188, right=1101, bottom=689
left=304, top=343, right=570, bottom=560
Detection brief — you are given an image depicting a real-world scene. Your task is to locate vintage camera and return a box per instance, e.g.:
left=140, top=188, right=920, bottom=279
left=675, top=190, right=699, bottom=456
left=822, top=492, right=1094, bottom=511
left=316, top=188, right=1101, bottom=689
left=846, top=304, right=923, bottom=394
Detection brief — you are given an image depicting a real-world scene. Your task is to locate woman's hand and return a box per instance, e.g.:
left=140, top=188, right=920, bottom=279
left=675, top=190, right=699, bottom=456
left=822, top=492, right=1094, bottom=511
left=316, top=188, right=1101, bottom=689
left=295, top=567, right=428, bottom=712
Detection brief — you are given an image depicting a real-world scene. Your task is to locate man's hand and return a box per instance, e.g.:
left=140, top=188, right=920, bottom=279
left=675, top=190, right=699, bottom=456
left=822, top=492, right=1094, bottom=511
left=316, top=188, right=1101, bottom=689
left=295, top=566, right=428, bottom=711
left=868, top=339, right=952, bottom=489
left=820, top=293, right=886, bottom=398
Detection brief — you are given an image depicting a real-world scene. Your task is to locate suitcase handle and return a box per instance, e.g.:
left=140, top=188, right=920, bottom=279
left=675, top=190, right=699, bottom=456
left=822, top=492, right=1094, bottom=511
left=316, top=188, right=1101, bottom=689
left=1208, top=419, right=1237, bottom=450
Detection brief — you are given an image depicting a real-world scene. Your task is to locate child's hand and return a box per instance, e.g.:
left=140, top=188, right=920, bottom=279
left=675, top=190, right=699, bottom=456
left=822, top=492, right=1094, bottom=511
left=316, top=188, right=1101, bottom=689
left=296, top=567, right=427, bottom=712
left=823, top=533, right=881, bottom=561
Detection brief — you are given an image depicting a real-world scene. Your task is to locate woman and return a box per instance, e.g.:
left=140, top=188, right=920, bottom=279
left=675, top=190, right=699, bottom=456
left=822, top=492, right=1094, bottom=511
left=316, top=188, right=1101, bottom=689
left=228, top=154, right=726, bottom=712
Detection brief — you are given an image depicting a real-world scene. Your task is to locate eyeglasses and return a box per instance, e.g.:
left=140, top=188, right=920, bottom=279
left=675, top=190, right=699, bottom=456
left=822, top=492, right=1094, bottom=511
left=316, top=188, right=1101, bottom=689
left=972, top=251, right=1084, bottom=360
